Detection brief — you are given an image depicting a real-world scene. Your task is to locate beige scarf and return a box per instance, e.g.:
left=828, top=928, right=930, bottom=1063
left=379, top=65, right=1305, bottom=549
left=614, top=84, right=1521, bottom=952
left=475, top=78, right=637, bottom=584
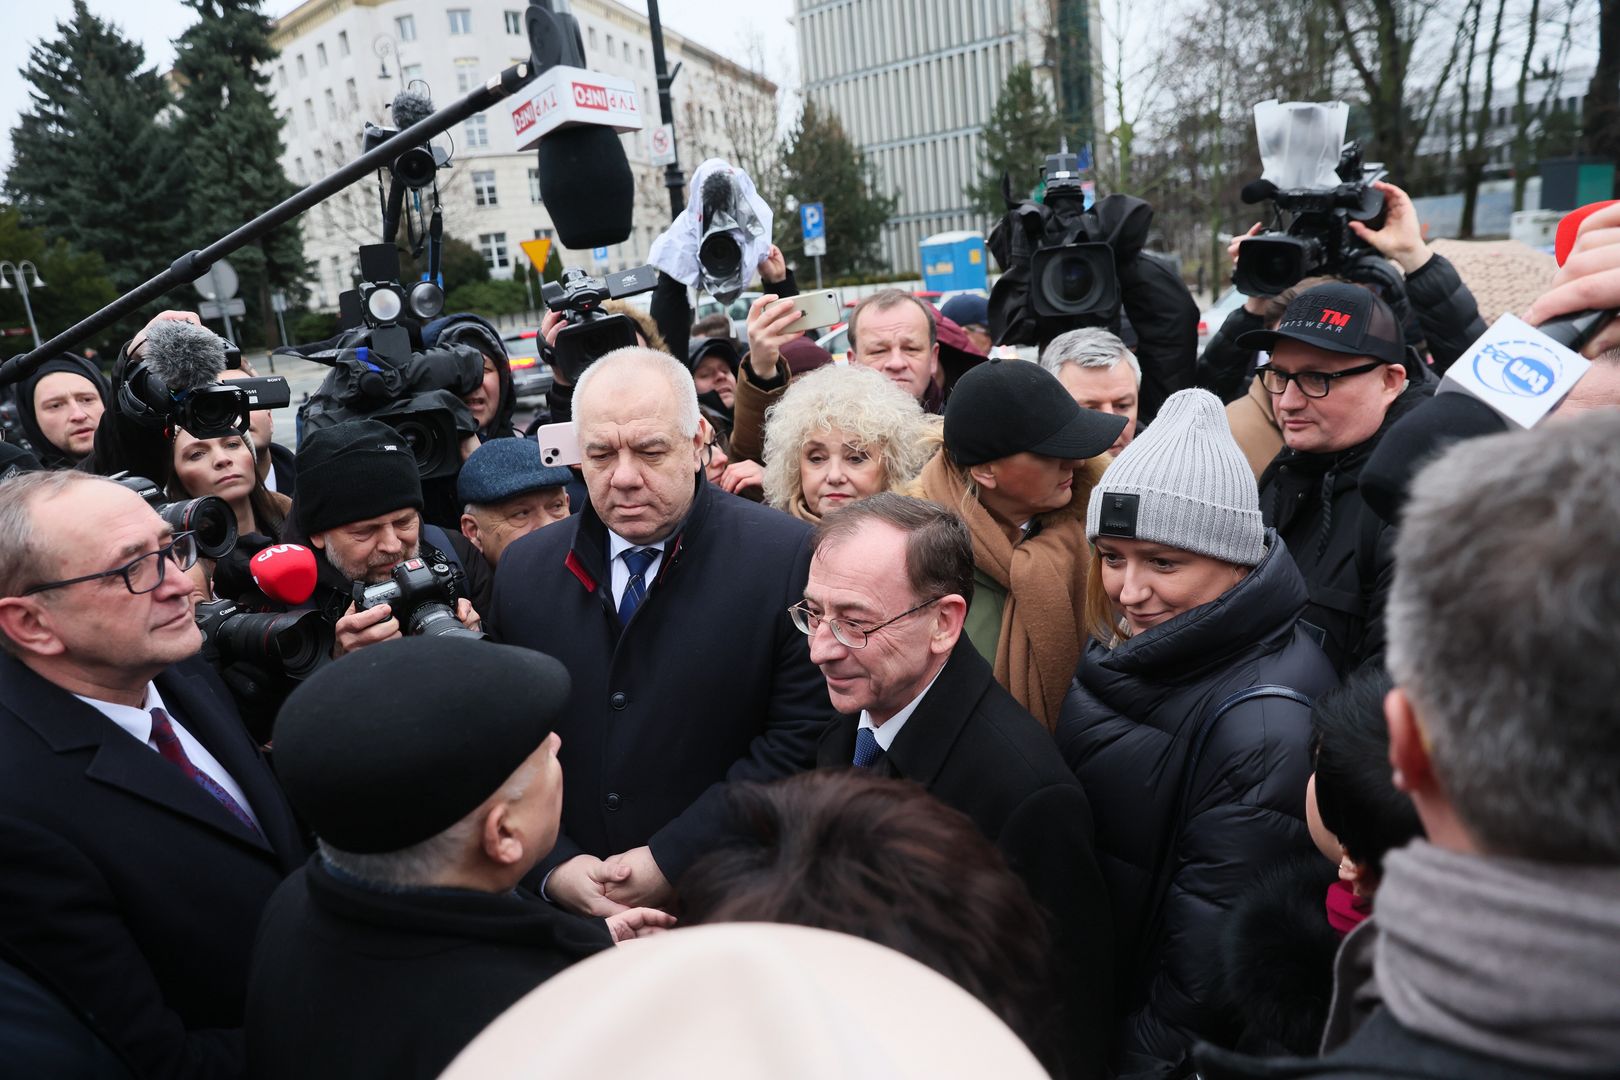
left=912, top=451, right=1106, bottom=730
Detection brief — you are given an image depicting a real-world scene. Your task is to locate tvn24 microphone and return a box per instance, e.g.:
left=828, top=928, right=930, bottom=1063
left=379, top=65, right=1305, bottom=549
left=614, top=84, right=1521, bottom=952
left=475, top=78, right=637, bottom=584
left=250, top=544, right=321, bottom=607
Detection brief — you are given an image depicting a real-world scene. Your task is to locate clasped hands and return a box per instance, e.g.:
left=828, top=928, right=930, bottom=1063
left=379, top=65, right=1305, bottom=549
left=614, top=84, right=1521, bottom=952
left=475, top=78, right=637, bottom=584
left=547, top=846, right=676, bottom=941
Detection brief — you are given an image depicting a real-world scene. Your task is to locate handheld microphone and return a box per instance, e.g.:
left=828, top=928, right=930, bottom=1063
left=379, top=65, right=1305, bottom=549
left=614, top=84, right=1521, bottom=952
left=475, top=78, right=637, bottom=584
left=537, top=127, right=635, bottom=248
left=1240, top=179, right=1279, bottom=205
left=250, top=544, right=320, bottom=606
left=142, top=320, right=229, bottom=393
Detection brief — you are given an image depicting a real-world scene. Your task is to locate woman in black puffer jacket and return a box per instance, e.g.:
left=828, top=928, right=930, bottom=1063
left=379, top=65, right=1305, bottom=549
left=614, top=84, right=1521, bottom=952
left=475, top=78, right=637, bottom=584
left=1055, top=389, right=1338, bottom=1077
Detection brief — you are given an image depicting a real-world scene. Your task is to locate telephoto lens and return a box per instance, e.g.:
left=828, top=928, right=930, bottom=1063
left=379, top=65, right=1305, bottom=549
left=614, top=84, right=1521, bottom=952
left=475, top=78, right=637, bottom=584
left=158, top=495, right=239, bottom=560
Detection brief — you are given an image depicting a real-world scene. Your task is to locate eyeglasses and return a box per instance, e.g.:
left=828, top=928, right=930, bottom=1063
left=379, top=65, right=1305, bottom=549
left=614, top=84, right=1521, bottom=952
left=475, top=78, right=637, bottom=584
left=22, top=532, right=198, bottom=597
left=1259, top=361, right=1389, bottom=399
left=788, top=597, right=942, bottom=649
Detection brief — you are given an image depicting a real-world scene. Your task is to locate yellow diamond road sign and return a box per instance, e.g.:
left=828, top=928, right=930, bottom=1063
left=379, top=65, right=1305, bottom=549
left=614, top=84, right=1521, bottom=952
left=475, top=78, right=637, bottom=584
left=520, top=237, right=553, bottom=272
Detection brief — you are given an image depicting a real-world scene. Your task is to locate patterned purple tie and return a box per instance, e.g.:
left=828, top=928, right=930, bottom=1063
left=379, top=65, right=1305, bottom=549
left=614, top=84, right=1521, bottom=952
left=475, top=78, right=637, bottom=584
left=149, top=708, right=261, bottom=838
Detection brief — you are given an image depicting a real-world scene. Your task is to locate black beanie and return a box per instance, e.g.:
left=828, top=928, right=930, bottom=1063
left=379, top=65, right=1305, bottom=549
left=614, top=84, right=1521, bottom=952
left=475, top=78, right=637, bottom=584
left=17, top=354, right=110, bottom=468
left=273, top=637, right=571, bottom=854
left=294, top=419, right=424, bottom=536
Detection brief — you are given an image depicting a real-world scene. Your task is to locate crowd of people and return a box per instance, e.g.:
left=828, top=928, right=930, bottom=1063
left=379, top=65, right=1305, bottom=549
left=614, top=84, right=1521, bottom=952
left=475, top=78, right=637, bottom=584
left=0, top=185, right=1617, bottom=1080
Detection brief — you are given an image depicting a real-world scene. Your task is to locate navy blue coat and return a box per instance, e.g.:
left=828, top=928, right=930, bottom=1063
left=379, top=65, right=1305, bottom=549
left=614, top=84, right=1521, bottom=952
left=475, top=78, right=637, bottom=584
left=488, top=476, right=830, bottom=882
left=0, top=653, right=307, bottom=1079
left=1055, top=533, right=1337, bottom=1074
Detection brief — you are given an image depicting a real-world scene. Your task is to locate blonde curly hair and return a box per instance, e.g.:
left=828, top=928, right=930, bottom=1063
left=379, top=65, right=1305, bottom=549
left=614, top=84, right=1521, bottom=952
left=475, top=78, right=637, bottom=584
left=762, top=364, right=938, bottom=513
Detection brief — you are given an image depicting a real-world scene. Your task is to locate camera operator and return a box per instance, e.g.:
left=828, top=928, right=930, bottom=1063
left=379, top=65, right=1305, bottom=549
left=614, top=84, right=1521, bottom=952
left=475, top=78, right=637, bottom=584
left=424, top=313, right=519, bottom=441
left=284, top=419, right=482, bottom=657
left=527, top=300, right=669, bottom=433
left=15, top=353, right=109, bottom=471
left=221, top=364, right=297, bottom=496
left=1202, top=180, right=1487, bottom=401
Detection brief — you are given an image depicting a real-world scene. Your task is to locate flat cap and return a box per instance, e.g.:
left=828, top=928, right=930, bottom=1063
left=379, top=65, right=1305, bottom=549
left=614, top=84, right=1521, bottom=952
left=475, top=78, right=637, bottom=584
left=273, top=637, right=571, bottom=854
left=457, top=436, right=573, bottom=506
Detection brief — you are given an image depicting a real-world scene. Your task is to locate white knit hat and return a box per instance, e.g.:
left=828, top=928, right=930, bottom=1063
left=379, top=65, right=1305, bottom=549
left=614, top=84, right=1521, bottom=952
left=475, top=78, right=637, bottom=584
left=1085, top=388, right=1266, bottom=566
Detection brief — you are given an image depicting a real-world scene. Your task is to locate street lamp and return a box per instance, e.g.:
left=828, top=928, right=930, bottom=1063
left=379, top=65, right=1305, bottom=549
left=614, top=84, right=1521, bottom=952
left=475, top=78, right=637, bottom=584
left=373, top=35, right=404, bottom=90
left=0, top=261, right=47, bottom=350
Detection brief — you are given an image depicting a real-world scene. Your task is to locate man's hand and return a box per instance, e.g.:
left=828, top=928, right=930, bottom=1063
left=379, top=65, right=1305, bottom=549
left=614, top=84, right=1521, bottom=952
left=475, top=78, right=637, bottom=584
left=605, top=907, right=677, bottom=943
left=1526, top=201, right=1620, bottom=357
left=546, top=854, right=632, bottom=917
left=539, top=310, right=573, bottom=387
left=744, top=294, right=801, bottom=382
left=333, top=602, right=400, bottom=659
left=454, top=597, right=482, bottom=634
left=759, top=243, right=788, bottom=285
left=1348, top=180, right=1432, bottom=275
left=601, top=845, right=673, bottom=909
left=129, top=310, right=204, bottom=359
left=719, top=459, right=765, bottom=496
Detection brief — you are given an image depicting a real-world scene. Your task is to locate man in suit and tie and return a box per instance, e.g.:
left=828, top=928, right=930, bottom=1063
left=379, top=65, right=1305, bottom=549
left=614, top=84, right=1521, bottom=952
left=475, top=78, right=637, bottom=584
left=802, top=493, right=1114, bottom=1079
left=0, top=470, right=306, bottom=1079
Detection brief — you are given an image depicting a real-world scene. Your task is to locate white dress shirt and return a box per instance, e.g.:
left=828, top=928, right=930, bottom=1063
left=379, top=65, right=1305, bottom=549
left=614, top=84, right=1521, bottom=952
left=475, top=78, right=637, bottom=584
left=607, top=530, right=666, bottom=610
left=857, top=667, right=946, bottom=753
left=74, top=682, right=262, bottom=830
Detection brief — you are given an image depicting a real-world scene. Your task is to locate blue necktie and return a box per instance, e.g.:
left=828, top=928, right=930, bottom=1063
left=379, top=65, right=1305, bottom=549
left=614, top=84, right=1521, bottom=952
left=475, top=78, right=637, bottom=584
left=853, top=726, right=882, bottom=768
left=617, top=547, right=658, bottom=625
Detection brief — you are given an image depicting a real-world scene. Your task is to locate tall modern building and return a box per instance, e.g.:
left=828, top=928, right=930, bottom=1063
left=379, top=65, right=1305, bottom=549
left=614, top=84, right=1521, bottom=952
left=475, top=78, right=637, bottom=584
left=796, top=0, right=1101, bottom=272
left=269, top=0, right=776, bottom=310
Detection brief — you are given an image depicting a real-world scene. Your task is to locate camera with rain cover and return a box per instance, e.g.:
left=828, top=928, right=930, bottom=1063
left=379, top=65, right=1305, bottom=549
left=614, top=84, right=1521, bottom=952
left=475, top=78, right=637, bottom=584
left=541, top=264, right=659, bottom=383
left=353, top=556, right=484, bottom=640
left=112, top=473, right=239, bottom=560
left=1234, top=100, right=1391, bottom=296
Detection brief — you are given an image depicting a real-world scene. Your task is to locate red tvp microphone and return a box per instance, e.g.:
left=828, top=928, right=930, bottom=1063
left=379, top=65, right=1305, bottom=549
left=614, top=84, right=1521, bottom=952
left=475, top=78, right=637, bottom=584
left=250, top=544, right=319, bottom=606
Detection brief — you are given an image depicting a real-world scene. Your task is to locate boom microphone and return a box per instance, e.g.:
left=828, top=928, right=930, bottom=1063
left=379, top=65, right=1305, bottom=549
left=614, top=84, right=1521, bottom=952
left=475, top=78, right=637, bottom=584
left=250, top=544, right=321, bottom=607
left=537, top=126, right=635, bottom=249
left=1240, top=179, right=1279, bottom=205
left=143, top=319, right=228, bottom=393
left=390, top=88, right=434, bottom=130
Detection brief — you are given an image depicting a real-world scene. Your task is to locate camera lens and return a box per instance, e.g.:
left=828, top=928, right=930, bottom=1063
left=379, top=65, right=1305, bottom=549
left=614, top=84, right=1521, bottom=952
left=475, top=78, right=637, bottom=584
left=215, top=610, right=331, bottom=680
left=1058, top=257, right=1094, bottom=303
left=411, top=604, right=486, bottom=640
left=393, top=146, right=438, bottom=190
left=161, top=496, right=239, bottom=560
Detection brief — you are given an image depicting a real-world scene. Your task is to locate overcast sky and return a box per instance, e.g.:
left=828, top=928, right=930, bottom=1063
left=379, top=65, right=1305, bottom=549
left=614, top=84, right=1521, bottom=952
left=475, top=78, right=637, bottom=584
left=0, top=0, right=798, bottom=176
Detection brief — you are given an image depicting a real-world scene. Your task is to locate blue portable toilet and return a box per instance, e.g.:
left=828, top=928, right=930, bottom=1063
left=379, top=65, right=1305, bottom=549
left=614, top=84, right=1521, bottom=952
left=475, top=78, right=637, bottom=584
left=920, top=231, right=989, bottom=293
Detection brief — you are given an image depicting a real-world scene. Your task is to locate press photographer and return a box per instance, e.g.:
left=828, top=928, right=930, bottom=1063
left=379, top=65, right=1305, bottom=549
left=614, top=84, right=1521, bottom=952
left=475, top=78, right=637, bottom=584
left=986, top=144, right=1200, bottom=423
left=283, top=418, right=484, bottom=658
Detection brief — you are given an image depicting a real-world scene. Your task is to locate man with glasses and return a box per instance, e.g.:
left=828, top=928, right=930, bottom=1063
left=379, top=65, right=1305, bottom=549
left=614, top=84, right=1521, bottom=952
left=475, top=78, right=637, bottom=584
left=0, top=470, right=305, bottom=1077
left=1237, top=281, right=1429, bottom=672
left=802, top=493, right=1113, bottom=1079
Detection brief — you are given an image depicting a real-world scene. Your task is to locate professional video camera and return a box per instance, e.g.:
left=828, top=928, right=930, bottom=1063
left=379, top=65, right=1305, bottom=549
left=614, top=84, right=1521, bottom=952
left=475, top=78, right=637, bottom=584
left=540, top=265, right=659, bottom=383
left=115, top=322, right=290, bottom=442
left=353, top=555, right=484, bottom=640
left=194, top=599, right=331, bottom=680
left=112, top=473, right=239, bottom=560
left=1233, top=100, right=1391, bottom=296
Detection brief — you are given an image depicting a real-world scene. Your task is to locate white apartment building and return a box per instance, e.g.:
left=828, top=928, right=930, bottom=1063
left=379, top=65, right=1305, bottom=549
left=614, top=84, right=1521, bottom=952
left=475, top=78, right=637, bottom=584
left=796, top=0, right=1098, bottom=273
left=269, top=0, right=777, bottom=310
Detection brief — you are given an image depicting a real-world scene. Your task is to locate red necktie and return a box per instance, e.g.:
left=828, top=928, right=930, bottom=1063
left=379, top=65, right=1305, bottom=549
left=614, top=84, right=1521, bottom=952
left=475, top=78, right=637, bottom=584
left=149, top=708, right=261, bottom=838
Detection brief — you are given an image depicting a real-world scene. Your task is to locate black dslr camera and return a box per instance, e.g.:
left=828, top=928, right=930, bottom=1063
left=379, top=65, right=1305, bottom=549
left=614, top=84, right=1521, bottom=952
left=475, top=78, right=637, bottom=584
left=541, top=265, right=659, bottom=383
left=113, top=474, right=238, bottom=560
left=353, top=556, right=484, bottom=640
left=1234, top=141, right=1389, bottom=296
left=194, top=599, right=331, bottom=680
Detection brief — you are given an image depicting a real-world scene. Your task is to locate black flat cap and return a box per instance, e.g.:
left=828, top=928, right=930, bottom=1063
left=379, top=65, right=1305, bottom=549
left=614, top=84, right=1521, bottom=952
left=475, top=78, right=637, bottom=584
left=273, top=637, right=570, bottom=854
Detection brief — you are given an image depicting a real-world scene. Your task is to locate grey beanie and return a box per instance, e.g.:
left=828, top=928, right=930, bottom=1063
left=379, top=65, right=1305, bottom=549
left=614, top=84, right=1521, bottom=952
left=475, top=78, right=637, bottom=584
left=1085, top=388, right=1266, bottom=566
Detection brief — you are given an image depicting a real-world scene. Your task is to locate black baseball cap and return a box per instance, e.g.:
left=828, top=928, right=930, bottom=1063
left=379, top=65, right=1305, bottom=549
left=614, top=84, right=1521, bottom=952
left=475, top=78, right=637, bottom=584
left=944, top=358, right=1128, bottom=467
left=1236, top=281, right=1405, bottom=365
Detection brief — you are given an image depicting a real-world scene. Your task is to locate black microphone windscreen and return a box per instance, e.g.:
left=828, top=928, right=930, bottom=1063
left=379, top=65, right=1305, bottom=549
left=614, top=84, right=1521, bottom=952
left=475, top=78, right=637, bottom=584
left=537, top=127, right=634, bottom=249
left=143, top=320, right=227, bottom=394
left=1362, top=392, right=1508, bottom=526
left=699, top=171, right=732, bottom=226
left=1241, top=179, right=1279, bottom=205
left=391, top=88, right=434, bottom=130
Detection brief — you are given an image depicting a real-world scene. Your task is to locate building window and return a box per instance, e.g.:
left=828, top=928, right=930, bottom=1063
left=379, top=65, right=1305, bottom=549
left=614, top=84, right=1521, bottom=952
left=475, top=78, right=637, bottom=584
left=528, top=167, right=542, bottom=203
left=588, top=27, right=598, bottom=49
left=464, top=114, right=489, bottom=148
left=277, top=65, right=287, bottom=86
left=338, top=30, right=350, bottom=56
left=324, top=88, right=336, bottom=120
left=402, top=63, right=424, bottom=84
left=479, top=232, right=510, bottom=269
left=473, top=170, right=498, bottom=206
left=294, top=157, right=306, bottom=181
left=284, top=107, right=296, bottom=134
left=505, top=10, right=523, bottom=34
left=623, top=41, right=631, bottom=62
left=296, top=53, right=307, bottom=77
left=345, top=78, right=358, bottom=110
left=455, top=58, right=480, bottom=93
left=317, top=43, right=328, bottom=67
left=303, top=98, right=316, bottom=127
left=449, top=9, right=472, bottom=34
left=396, top=15, right=417, bottom=41
left=313, top=149, right=325, bottom=173
left=639, top=48, right=646, bottom=68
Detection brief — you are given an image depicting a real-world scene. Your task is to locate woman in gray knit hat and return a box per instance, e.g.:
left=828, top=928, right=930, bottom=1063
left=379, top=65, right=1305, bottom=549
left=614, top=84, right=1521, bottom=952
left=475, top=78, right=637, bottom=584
left=1053, top=389, right=1339, bottom=1074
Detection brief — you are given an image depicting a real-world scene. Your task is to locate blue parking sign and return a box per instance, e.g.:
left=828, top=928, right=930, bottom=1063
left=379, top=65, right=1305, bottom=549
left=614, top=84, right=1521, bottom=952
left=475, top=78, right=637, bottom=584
left=800, top=203, right=824, bottom=242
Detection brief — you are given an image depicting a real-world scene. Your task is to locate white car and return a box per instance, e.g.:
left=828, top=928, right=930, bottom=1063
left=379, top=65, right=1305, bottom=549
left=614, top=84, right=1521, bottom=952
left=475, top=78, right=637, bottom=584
left=1197, top=287, right=1247, bottom=357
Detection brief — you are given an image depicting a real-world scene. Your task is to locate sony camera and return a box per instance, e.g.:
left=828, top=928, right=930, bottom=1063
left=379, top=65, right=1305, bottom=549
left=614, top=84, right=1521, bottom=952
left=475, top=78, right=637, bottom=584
left=353, top=556, right=484, bottom=640
left=541, top=265, right=659, bottom=383
left=116, top=327, right=291, bottom=442
left=1234, top=141, right=1388, bottom=296
left=195, top=599, right=331, bottom=680
left=113, top=473, right=239, bottom=560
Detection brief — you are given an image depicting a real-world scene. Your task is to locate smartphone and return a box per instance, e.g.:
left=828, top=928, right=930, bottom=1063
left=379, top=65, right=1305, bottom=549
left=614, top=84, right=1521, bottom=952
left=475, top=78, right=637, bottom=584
left=536, top=421, right=581, bottom=469
left=781, top=290, right=843, bottom=335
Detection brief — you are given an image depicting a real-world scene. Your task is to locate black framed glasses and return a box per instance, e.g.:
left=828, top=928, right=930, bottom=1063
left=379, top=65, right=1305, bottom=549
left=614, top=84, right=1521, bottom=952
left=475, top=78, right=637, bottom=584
left=22, top=532, right=198, bottom=597
left=788, top=597, right=942, bottom=649
left=1259, top=361, right=1390, bottom=399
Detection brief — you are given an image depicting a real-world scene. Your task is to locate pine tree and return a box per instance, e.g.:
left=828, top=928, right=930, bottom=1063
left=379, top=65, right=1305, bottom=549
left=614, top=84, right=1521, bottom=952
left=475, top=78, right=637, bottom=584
left=4, top=1, right=185, bottom=297
left=967, top=64, right=1062, bottom=224
left=172, top=0, right=309, bottom=347
left=778, top=103, right=896, bottom=280
left=0, top=205, right=118, bottom=360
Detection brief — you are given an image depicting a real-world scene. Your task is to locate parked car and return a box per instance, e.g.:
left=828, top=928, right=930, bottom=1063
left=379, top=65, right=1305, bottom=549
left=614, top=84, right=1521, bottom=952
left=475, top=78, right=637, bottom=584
left=500, top=329, right=557, bottom=401
left=1197, top=287, right=1246, bottom=357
